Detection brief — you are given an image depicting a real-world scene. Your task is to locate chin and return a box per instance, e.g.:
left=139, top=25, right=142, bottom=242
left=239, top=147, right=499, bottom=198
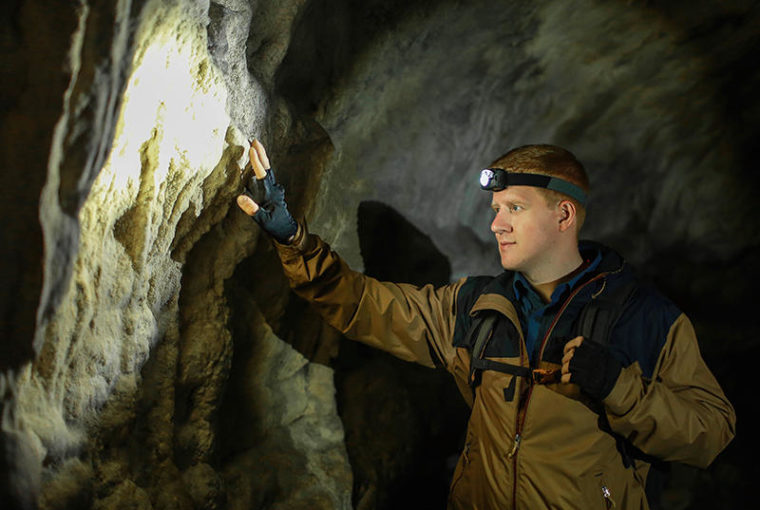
left=500, top=258, right=519, bottom=272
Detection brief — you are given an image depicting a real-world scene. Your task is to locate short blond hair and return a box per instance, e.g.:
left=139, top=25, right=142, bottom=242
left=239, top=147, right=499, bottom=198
left=490, top=144, right=589, bottom=230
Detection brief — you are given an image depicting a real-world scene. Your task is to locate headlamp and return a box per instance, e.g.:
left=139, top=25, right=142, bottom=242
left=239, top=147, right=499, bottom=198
left=479, top=168, right=588, bottom=206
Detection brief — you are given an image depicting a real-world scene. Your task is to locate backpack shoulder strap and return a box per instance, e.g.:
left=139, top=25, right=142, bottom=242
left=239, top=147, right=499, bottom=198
left=579, top=277, right=668, bottom=507
left=577, top=278, right=638, bottom=346
left=466, top=313, right=531, bottom=391
left=466, top=313, right=497, bottom=387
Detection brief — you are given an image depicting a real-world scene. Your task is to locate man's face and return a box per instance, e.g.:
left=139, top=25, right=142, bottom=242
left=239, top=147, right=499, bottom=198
left=490, top=186, right=563, bottom=277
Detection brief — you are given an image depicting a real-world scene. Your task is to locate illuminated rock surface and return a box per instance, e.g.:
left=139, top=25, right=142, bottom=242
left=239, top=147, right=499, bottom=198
left=0, top=0, right=757, bottom=509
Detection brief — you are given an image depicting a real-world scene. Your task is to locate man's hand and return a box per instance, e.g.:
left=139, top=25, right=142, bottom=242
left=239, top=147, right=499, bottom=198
left=561, top=336, right=622, bottom=400
left=237, top=139, right=298, bottom=244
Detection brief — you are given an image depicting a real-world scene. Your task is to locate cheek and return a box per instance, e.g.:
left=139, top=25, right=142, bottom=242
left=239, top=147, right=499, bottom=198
left=520, top=219, right=554, bottom=245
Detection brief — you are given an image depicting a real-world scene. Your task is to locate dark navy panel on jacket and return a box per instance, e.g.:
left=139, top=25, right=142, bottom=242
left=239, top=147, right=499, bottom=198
left=609, top=284, right=682, bottom=378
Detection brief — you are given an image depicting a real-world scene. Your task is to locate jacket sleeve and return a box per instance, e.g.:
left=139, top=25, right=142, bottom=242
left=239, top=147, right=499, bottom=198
left=603, top=313, right=736, bottom=468
left=273, top=224, right=464, bottom=368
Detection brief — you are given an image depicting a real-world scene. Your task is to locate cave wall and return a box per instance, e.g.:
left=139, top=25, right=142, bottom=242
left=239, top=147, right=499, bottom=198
left=2, top=1, right=350, bottom=508
left=1, top=0, right=758, bottom=509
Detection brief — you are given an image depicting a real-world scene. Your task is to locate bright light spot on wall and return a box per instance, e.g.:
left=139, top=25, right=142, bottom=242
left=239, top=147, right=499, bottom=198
left=101, top=5, right=230, bottom=196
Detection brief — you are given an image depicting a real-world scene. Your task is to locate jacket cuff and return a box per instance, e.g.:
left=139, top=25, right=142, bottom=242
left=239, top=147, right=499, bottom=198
left=273, top=220, right=315, bottom=256
left=602, top=362, right=642, bottom=416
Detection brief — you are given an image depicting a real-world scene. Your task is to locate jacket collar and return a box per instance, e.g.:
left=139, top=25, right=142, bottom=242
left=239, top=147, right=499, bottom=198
left=471, top=241, right=630, bottom=314
left=579, top=240, right=626, bottom=275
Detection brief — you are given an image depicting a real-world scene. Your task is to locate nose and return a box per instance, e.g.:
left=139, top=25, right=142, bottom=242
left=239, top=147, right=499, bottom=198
left=491, top=210, right=512, bottom=234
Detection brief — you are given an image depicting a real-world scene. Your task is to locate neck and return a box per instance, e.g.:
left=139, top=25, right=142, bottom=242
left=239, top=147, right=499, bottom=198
left=523, top=249, right=585, bottom=303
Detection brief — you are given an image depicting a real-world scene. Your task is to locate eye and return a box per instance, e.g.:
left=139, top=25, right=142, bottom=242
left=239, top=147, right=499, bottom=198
left=510, top=204, right=523, bottom=212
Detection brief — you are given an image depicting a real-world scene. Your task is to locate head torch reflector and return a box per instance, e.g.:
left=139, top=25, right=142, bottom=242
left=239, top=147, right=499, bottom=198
left=479, top=169, right=497, bottom=189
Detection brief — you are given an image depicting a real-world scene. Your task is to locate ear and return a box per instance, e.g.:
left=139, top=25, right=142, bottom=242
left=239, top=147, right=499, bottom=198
left=557, top=200, right=577, bottom=233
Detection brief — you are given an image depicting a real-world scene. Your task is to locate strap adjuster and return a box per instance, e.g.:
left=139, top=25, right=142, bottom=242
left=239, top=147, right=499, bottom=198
left=532, top=368, right=560, bottom=384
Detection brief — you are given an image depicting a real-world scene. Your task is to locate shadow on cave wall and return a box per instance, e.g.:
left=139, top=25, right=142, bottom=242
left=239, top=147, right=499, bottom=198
left=333, top=200, right=469, bottom=510
left=222, top=199, right=470, bottom=510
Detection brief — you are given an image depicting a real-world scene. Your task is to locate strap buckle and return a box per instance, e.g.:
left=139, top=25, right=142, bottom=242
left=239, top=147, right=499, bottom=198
left=532, top=368, right=560, bottom=384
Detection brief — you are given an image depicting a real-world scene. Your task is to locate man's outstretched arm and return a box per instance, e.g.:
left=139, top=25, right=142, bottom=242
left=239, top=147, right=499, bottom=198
left=235, top=140, right=462, bottom=369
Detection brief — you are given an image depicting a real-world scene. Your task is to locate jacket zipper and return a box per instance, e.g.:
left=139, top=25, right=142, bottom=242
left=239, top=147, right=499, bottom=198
left=602, top=484, right=616, bottom=508
left=509, top=272, right=609, bottom=509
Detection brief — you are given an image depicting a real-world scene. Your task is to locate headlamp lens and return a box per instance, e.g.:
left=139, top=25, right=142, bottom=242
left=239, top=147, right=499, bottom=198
left=480, top=169, right=496, bottom=189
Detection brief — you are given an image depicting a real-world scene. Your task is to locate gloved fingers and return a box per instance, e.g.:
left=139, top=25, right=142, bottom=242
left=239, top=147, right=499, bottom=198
left=560, top=336, right=583, bottom=384
left=253, top=206, right=272, bottom=225
left=262, top=171, right=285, bottom=202
left=561, top=350, right=574, bottom=383
left=563, top=335, right=584, bottom=354
left=238, top=142, right=296, bottom=243
left=561, top=335, right=593, bottom=385
left=237, top=194, right=260, bottom=216
left=561, top=349, right=574, bottom=370
left=249, top=139, right=270, bottom=179
left=561, top=346, right=577, bottom=364
left=563, top=339, right=621, bottom=399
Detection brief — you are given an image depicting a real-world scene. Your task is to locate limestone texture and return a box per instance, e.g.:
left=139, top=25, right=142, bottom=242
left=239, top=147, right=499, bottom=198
left=1, top=0, right=758, bottom=509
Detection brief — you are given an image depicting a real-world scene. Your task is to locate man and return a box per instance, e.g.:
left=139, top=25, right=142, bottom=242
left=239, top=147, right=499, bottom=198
left=237, top=141, right=735, bottom=509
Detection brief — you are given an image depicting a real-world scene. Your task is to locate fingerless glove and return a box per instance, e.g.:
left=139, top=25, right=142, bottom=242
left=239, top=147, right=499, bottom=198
left=569, top=340, right=622, bottom=400
left=248, top=170, right=298, bottom=244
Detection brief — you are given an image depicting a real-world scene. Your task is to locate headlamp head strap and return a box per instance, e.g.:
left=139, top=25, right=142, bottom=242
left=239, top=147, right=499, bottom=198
left=479, top=168, right=588, bottom=207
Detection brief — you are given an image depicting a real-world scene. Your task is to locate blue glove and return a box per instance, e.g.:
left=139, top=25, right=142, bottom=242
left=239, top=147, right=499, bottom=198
left=245, top=170, right=298, bottom=244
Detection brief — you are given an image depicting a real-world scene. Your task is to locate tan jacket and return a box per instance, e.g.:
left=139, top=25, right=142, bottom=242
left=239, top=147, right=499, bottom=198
left=274, top=226, right=736, bottom=509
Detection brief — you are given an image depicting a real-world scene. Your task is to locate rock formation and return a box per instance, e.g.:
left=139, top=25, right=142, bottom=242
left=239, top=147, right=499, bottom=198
left=1, top=0, right=757, bottom=509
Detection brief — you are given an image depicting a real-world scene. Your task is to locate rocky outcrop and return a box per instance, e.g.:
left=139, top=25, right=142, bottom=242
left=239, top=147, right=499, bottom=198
left=2, top=1, right=349, bottom=508
left=1, top=0, right=758, bottom=509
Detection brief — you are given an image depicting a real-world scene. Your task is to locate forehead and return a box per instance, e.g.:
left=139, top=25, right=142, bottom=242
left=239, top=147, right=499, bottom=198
left=491, top=185, right=546, bottom=204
